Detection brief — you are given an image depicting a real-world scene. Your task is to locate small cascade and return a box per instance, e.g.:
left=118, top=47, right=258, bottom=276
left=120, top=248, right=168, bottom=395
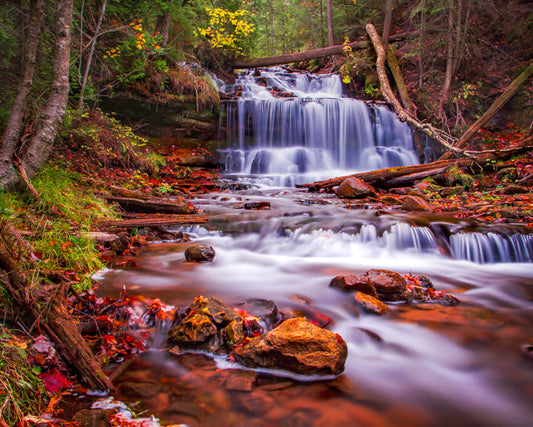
left=219, top=68, right=420, bottom=186
left=449, top=232, right=533, bottom=263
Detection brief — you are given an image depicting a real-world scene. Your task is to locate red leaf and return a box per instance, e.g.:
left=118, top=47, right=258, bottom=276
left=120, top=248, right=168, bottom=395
left=39, top=368, right=71, bottom=393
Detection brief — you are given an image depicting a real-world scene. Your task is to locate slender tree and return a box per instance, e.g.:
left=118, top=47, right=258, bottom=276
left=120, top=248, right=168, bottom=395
left=327, top=0, right=334, bottom=46
left=0, top=0, right=43, bottom=188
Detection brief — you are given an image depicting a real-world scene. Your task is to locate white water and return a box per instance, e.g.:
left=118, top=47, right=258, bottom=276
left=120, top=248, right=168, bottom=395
left=220, top=68, right=419, bottom=186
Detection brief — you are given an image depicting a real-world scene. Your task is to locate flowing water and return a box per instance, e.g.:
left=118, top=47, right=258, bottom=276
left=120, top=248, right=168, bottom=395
left=94, top=70, right=533, bottom=426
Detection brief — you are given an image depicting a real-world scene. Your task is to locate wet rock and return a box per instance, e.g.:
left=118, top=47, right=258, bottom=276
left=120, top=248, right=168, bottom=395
left=72, top=409, right=115, bottom=427
left=402, top=195, right=434, bottom=212
left=496, top=167, right=518, bottom=182
left=234, top=317, right=348, bottom=376
left=224, top=369, right=258, bottom=391
left=184, top=244, right=215, bottom=262
left=329, top=274, right=378, bottom=298
left=366, top=269, right=409, bottom=301
left=502, top=184, right=530, bottom=195
left=235, top=298, right=281, bottom=328
left=407, top=189, right=427, bottom=199
left=354, top=291, right=390, bottom=315
left=408, top=285, right=460, bottom=305
left=477, top=175, right=495, bottom=190
left=335, top=177, right=377, bottom=199
left=232, top=390, right=275, bottom=414
left=243, top=201, right=271, bottom=210
left=168, top=296, right=243, bottom=352
left=380, top=195, right=404, bottom=205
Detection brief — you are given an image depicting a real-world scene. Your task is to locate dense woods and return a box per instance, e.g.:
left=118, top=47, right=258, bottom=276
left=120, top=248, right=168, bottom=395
left=0, top=0, right=531, bottom=424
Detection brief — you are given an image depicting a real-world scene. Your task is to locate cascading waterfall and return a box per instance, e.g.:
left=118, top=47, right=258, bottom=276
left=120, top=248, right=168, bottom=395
left=219, top=68, right=420, bottom=186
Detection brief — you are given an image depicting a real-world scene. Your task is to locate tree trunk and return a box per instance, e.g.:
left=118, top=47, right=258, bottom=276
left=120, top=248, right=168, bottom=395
left=441, top=62, right=533, bottom=159
left=0, top=0, right=43, bottom=189
left=386, top=46, right=415, bottom=114
left=0, top=220, right=113, bottom=391
left=270, top=1, right=274, bottom=54
left=365, top=23, right=462, bottom=155
left=160, top=0, right=174, bottom=48
left=326, top=0, right=334, bottom=46
left=382, top=0, right=393, bottom=52
left=233, top=41, right=366, bottom=69
left=21, top=0, right=73, bottom=180
left=417, top=0, right=426, bottom=89
left=78, top=0, right=107, bottom=112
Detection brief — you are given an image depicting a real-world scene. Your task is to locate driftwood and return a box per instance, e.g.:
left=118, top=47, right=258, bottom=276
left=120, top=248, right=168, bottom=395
left=0, top=219, right=113, bottom=391
left=233, top=41, right=367, bottom=69
left=301, top=135, right=533, bottom=192
left=441, top=62, right=533, bottom=159
left=99, top=214, right=208, bottom=229
left=106, top=195, right=197, bottom=215
left=386, top=46, right=416, bottom=114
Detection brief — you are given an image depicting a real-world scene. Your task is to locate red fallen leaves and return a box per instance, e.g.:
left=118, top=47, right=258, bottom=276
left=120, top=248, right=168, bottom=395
left=39, top=368, right=71, bottom=393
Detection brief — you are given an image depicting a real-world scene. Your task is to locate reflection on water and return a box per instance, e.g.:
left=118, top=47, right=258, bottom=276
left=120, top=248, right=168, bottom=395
left=96, top=189, right=533, bottom=426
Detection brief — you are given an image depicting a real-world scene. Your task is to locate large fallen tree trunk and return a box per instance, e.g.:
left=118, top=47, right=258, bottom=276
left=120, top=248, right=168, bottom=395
left=232, top=41, right=366, bottom=69
left=106, top=195, right=197, bottom=215
left=300, top=135, right=533, bottom=192
left=0, top=220, right=113, bottom=391
left=440, top=62, right=533, bottom=159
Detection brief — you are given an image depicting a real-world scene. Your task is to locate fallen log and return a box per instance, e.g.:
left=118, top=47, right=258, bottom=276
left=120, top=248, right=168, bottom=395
left=232, top=41, right=366, bottom=69
left=0, top=220, right=113, bottom=391
left=99, top=214, right=208, bottom=229
left=106, top=195, right=197, bottom=215
left=300, top=135, right=533, bottom=192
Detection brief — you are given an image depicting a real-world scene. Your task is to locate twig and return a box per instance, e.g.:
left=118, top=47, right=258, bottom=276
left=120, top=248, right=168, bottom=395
left=12, top=158, right=39, bottom=198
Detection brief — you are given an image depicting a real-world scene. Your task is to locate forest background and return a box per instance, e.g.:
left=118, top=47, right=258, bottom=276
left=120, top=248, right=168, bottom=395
left=0, top=0, right=532, bottom=424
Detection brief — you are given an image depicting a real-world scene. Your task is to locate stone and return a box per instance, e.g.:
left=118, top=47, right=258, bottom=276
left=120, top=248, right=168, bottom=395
left=354, top=292, right=389, bottom=315
left=477, top=175, right=495, bottom=190
left=439, top=186, right=465, bottom=197
left=168, top=296, right=243, bottom=352
left=335, top=177, right=377, bottom=199
left=72, top=409, right=116, bottom=427
left=408, top=285, right=460, bottom=305
left=380, top=195, right=403, bottom=205
left=224, top=369, right=258, bottom=391
left=235, top=299, right=281, bottom=327
left=329, top=274, right=378, bottom=298
left=116, top=381, right=160, bottom=398
left=366, top=269, right=409, bottom=301
left=243, top=201, right=271, bottom=210
left=401, top=195, right=434, bottom=212
left=184, top=244, right=215, bottom=262
left=233, top=317, right=348, bottom=376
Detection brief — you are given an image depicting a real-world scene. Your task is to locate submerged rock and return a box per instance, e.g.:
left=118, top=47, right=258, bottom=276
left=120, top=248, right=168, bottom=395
left=354, top=291, right=389, bottom=315
left=184, top=245, right=215, bottom=262
left=335, top=177, right=377, bottom=199
left=233, top=317, right=348, bottom=376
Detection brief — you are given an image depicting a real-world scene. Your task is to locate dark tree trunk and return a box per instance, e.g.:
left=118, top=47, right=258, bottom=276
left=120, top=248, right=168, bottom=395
left=0, top=0, right=43, bottom=189
left=326, top=0, right=334, bottom=46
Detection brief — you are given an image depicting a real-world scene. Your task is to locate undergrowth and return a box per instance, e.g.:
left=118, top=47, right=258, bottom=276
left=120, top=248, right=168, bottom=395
left=0, top=328, right=45, bottom=425
left=0, top=161, right=120, bottom=290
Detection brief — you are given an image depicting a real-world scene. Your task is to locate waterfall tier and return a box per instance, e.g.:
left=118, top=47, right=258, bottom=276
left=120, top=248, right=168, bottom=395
left=219, top=68, right=420, bottom=186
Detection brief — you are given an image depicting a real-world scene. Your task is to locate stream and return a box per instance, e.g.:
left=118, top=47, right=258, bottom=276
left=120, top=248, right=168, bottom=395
left=93, top=69, right=532, bottom=426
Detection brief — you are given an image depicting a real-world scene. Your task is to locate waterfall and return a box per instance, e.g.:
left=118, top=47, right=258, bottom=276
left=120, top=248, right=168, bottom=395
left=219, top=68, right=420, bottom=186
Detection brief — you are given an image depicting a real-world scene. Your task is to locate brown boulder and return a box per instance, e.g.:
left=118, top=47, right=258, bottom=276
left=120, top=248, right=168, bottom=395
left=402, top=195, right=434, bottom=212
left=335, top=177, right=377, bottom=199
left=184, top=245, right=215, bottom=262
left=234, top=317, right=348, bottom=376
left=354, top=292, right=389, bottom=315
left=366, top=269, right=409, bottom=301
left=329, top=274, right=378, bottom=298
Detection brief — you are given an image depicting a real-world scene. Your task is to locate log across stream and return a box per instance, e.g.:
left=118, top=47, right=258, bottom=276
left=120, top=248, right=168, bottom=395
left=93, top=187, right=533, bottom=426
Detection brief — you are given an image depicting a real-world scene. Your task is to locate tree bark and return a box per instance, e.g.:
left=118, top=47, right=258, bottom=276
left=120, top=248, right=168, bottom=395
left=382, top=0, right=393, bottom=52
left=365, top=23, right=462, bottom=155
left=386, top=46, right=415, bottom=114
left=441, top=62, right=533, bottom=159
left=99, top=214, right=208, bottom=230
left=232, top=41, right=366, bottom=69
left=326, top=0, right=334, bottom=46
left=105, top=195, right=198, bottom=214
left=78, top=0, right=107, bottom=112
left=21, top=0, right=73, bottom=179
left=0, top=0, right=43, bottom=189
left=0, top=220, right=113, bottom=391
